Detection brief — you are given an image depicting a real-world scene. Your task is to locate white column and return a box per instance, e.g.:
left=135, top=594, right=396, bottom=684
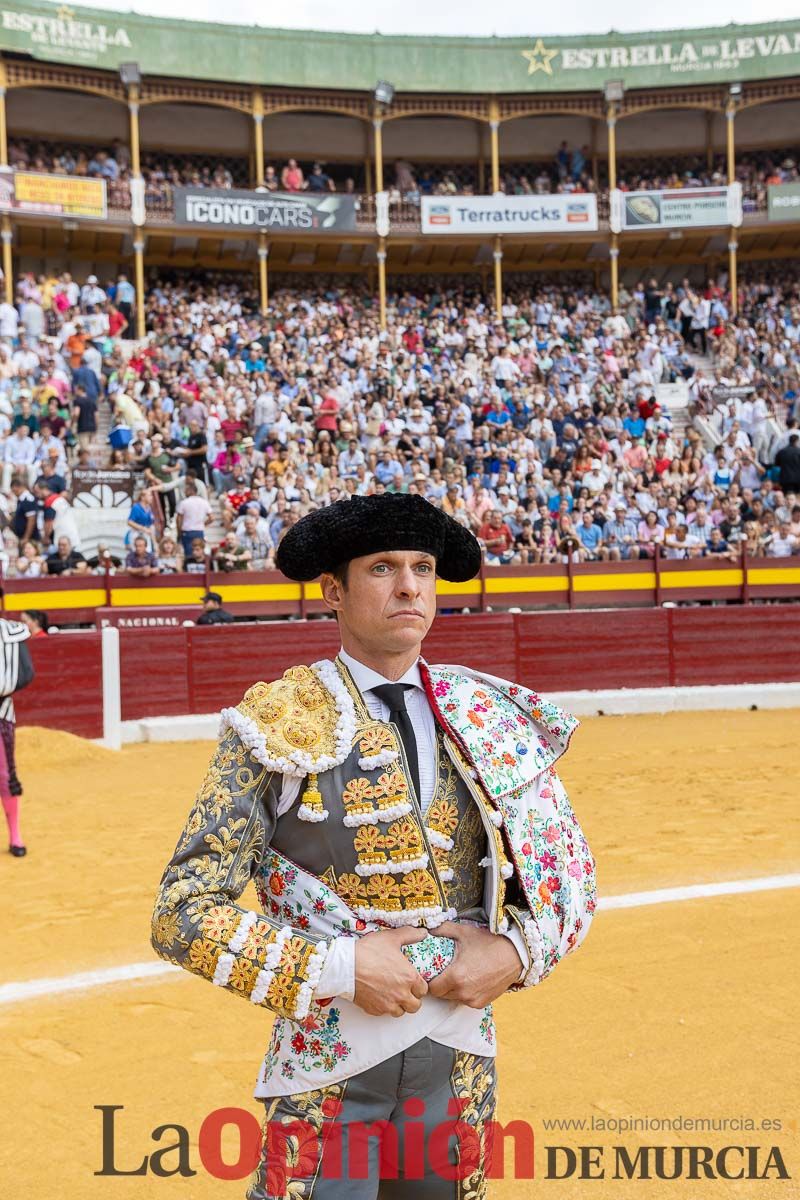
left=101, top=626, right=122, bottom=750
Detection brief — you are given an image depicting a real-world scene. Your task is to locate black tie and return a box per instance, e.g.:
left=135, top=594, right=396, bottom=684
left=371, top=683, right=421, bottom=802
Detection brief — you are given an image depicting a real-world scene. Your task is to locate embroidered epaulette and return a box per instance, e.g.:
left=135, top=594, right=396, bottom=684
left=219, top=661, right=355, bottom=780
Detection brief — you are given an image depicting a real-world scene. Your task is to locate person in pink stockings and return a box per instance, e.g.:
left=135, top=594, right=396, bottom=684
left=0, top=732, right=23, bottom=856
left=0, top=617, right=35, bottom=858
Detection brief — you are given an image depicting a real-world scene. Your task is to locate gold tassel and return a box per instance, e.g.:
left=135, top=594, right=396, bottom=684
left=301, top=772, right=323, bottom=813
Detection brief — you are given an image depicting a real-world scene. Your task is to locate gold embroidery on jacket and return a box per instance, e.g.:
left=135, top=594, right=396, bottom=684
left=239, top=668, right=339, bottom=761
left=444, top=802, right=486, bottom=912
left=384, top=817, right=425, bottom=864
left=367, top=873, right=402, bottom=910
left=353, top=823, right=386, bottom=866
left=342, top=777, right=375, bottom=821
left=373, top=769, right=409, bottom=812
left=247, top=1080, right=348, bottom=1200
left=334, top=658, right=447, bottom=924
left=151, top=726, right=324, bottom=1021
left=451, top=1051, right=497, bottom=1200
left=358, top=726, right=395, bottom=757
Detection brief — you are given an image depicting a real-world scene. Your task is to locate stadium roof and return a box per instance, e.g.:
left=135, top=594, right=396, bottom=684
left=2, top=2, right=800, bottom=93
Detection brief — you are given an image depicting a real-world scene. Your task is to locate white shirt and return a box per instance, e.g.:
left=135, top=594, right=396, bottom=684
left=0, top=303, right=18, bottom=338
left=4, top=434, right=37, bottom=466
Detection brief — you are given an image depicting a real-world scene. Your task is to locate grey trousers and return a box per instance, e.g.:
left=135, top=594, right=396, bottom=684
left=246, top=1038, right=497, bottom=1200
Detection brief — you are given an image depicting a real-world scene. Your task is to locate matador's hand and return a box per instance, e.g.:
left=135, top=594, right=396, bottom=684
left=426, top=921, right=523, bottom=1008
left=353, top=926, right=429, bottom=1018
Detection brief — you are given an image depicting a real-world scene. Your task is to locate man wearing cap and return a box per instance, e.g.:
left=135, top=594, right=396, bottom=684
left=80, top=274, right=106, bottom=310
left=152, top=493, right=595, bottom=1198
left=603, top=504, right=641, bottom=561
left=196, top=591, right=234, bottom=625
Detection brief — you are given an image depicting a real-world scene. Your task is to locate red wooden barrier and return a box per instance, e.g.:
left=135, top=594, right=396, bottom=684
left=119, top=628, right=191, bottom=719
left=514, top=609, right=673, bottom=692
left=15, top=632, right=104, bottom=738
left=670, top=606, right=800, bottom=686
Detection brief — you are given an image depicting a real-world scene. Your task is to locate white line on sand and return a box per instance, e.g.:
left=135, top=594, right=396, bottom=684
left=3, top=873, right=799, bottom=1007
left=599, top=872, right=800, bottom=910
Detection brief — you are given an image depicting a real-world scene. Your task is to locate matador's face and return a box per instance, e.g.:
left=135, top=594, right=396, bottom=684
left=321, top=549, right=437, bottom=660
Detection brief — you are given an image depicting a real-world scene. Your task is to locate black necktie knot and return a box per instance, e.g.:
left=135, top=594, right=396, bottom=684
left=371, top=683, right=413, bottom=713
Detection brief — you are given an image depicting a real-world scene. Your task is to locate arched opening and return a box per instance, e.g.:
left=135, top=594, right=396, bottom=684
left=610, top=106, right=722, bottom=190
left=498, top=113, right=599, bottom=194
left=138, top=101, right=252, bottom=214
left=735, top=98, right=800, bottom=217
left=260, top=110, right=370, bottom=193
left=382, top=114, right=485, bottom=196
left=6, top=85, right=129, bottom=209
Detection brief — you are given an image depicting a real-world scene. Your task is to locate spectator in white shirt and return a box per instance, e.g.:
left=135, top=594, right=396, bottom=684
left=2, top=425, right=37, bottom=490
left=339, top=439, right=366, bottom=478
left=80, top=275, right=106, bottom=309
left=767, top=522, right=796, bottom=558
left=19, top=298, right=45, bottom=342
left=48, top=494, right=83, bottom=553
left=0, top=299, right=19, bottom=342
left=12, top=337, right=38, bottom=383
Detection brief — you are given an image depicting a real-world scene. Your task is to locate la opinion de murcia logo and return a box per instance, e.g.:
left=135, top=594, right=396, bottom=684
left=1, top=4, right=132, bottom=55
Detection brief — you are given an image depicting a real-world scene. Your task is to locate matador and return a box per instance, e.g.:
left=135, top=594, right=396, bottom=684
left=151, top=492, right=596, bottom=1198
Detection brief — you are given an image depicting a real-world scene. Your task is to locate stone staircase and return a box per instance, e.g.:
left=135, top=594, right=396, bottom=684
left=683, top=349, right=724, bottom=450
left=95, top=389, right=113, bottom=449
left=658, top=349, right=715, bottom=447
left=93, top=390, right=227, bottom=551
left=656, top=378, right=691, bottom=445
left=685, top=348, right=716, bottom=385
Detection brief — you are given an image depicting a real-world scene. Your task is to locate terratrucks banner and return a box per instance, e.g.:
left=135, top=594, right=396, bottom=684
left=610, top=185, right=742, bottom=232
left=768, top=183, right=800, bottom=221
left=174, top=188, right=357, bottom=232
left=420, top=194, right=598, bottom=235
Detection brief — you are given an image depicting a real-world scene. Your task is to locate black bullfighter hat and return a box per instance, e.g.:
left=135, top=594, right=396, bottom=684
left=276, top=493, right=482, bottom=583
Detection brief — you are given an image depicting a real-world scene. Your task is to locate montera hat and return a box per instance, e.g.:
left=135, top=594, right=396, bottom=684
left=276, top=493, right=481, bottom=583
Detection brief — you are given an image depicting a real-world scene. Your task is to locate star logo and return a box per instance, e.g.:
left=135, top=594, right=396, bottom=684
left=57, top=5, right=75, bottom=19
left=522, top=39, right=558, bottom=75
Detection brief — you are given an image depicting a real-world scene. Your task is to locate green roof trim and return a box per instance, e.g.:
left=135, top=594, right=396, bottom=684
left=2, top=2, right=800, bottom=93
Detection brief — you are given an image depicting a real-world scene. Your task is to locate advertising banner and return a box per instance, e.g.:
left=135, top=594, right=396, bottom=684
left=767, top=182, right=800, bottom=221
left=711, top=385, right=755, bottom=400
left=420, top=193, right=598, bottom=235
left=174, top=188, right=358, bottom=232
left=72, top=468, right=135, bottom=504
left=1, top=3, right=800, bottom=94
left=610, top=185, right=742, bottom=233
left=0, top=169, right=107, bottom=219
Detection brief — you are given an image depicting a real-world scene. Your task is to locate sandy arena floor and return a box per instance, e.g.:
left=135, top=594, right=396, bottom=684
left=1, top=710, right=799, bottom=1198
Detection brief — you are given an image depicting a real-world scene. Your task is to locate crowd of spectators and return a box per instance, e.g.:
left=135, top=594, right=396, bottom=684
left=386, top=145, right=800, bottom=213
left=6, top=139, right=360, bottom=210
left=0, top=265, right=798, bottom=593
left=10, top=135, right=800, bottom=219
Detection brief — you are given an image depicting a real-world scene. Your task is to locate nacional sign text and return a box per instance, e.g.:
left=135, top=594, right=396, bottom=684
left=420, top=194, right=598, bottom=236
left=174, top=188, right=357, bottom=233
